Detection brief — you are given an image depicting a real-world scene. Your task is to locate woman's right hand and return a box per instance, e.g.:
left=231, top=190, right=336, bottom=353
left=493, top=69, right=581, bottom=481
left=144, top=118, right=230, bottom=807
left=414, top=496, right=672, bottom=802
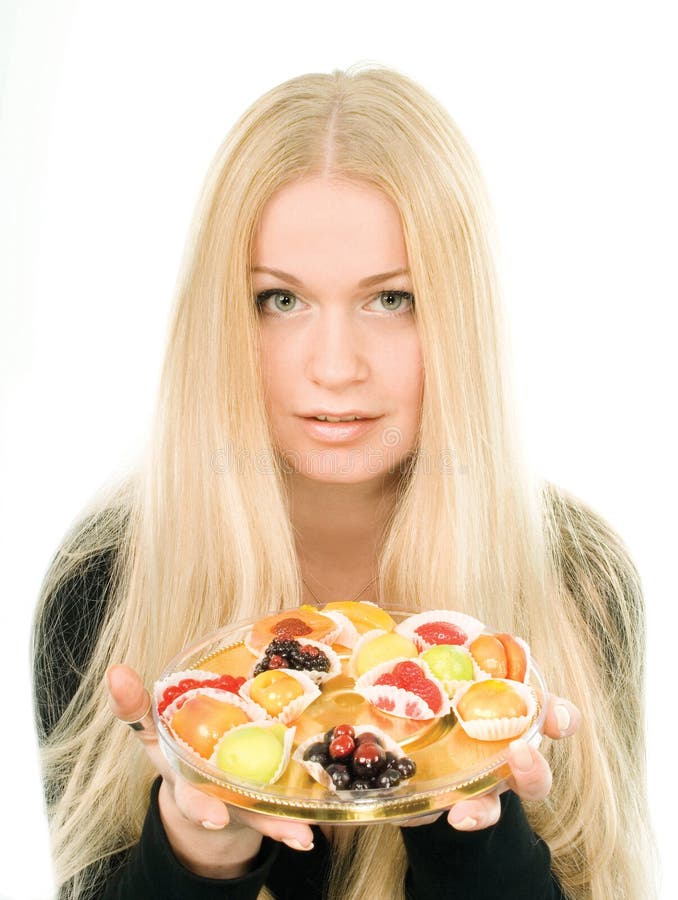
left=105, top=664, right=315, bottom=880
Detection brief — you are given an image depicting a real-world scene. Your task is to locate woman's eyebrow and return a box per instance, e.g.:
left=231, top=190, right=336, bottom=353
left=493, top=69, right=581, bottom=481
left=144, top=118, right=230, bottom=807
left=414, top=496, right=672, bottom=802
left=251, top=266, right=410, bottom=288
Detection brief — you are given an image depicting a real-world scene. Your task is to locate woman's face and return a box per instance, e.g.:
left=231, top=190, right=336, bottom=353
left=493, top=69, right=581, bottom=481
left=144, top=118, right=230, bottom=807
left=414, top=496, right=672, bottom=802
left=251, top=176, right=423, bottom=485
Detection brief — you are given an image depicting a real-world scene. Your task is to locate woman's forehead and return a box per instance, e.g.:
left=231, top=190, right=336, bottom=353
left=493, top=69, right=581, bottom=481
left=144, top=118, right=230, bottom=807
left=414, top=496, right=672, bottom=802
left=251, top=176, right=409, bottom=279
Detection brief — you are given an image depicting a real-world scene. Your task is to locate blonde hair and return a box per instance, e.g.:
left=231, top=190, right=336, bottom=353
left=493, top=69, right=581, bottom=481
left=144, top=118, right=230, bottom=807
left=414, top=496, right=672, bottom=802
left=33, top=63, right=656, bottom=899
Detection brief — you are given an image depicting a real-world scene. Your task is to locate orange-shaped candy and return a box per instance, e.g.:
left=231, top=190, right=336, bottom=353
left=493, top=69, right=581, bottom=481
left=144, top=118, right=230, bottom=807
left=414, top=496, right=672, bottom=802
left=249, top=670, right=305, bottom=716
left=171, top=695, right=250, bottom=758
left=456, top=679, right=528, bottom=721
left=323, top=600, right=395, bottom=634
left=495, top=633, right=528, bottom=682
left=469, top=634, right=508, bottom=678
left=249, top=607, right=336, bottom=653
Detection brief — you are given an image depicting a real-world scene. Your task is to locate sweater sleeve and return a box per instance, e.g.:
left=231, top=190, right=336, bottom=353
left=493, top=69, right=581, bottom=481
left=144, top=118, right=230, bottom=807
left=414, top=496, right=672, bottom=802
left=98, top=777, right=281, bottom=900
left=400, top=790, right=567, bottom=900
left=33, top=550, right=287, bottom=900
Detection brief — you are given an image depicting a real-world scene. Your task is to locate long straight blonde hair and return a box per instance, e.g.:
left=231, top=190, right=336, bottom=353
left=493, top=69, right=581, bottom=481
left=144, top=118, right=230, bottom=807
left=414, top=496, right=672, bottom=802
left=33, top=63, right=656, bottom=899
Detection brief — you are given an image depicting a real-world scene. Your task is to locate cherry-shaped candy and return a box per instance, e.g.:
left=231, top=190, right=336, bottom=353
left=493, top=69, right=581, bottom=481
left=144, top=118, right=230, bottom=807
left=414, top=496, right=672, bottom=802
left=329, top=733, right=355, bottom=760
left=351, top=741, right=386, bottom=778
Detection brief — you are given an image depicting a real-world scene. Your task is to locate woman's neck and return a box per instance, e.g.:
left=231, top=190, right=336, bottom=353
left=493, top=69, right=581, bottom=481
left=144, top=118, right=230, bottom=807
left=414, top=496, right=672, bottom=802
left=287, top=472, right=399, bottom=604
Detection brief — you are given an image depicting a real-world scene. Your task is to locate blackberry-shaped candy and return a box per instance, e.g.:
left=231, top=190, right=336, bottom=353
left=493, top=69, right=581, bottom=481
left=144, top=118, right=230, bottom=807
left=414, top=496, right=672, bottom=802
left=303, top=741, right=331, bottom=767
left=305, top=724, right=417, bottom=792
left=326, top=763, right=352, bottom=790
left=351, top=741, right=386, bottom=779
left=253, top=638, right=331, bottom=676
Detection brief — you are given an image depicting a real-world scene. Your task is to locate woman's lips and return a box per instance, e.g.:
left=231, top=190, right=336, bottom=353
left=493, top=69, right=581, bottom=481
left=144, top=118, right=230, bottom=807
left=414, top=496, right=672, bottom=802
left=298, top=416, right=382, bottom=443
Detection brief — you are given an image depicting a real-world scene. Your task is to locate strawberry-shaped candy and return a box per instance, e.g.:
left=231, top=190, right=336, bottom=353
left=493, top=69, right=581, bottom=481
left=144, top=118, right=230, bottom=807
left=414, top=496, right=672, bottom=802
left=374, top=661, right=444, bottom=716
left=414, top=621, right=467, bottom=646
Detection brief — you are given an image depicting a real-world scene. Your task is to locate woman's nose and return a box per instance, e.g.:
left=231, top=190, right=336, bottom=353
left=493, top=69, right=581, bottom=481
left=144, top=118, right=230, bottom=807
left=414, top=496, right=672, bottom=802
left=305, top=311, right=369, bottom=388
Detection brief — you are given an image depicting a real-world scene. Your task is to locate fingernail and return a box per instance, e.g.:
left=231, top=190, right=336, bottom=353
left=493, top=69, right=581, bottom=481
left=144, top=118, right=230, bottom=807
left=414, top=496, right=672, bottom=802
left=450, top=816, right=478, bottom=830
left=201, top=820, right=226, bottom=830
left=555, top=703, right=571, bottom=735
left=282, top=838, right=314, bottom=851
left=509, top=738, right=532, bottom=772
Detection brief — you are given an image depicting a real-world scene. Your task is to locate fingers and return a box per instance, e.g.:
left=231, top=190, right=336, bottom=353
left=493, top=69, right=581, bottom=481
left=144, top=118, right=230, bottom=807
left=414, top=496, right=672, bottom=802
left=505, top=738, right=552, bottom=801
left=173, top=777, right=231, bottom=830
left=447, top=790, right=502, bottom=831
left=105, top=664, right=169, bottom=775
left=399, top=812, right=445, bottom=828
left=228, top=806, right=315, bottom=851
left=543, top=695, right=580, bottom=740
left=169, top=781, right=314, bottom=849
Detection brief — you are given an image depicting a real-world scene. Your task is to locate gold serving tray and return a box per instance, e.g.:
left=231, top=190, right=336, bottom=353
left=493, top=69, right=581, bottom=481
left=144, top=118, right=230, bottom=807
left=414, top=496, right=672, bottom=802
left=153, top=609, right=547, bottom=824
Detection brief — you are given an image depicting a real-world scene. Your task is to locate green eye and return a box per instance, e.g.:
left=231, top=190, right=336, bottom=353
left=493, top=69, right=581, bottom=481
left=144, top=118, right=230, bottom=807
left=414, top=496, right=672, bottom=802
left=377, top=291, right=414, bottom=313
left=255, top=289, right=297, bottom=312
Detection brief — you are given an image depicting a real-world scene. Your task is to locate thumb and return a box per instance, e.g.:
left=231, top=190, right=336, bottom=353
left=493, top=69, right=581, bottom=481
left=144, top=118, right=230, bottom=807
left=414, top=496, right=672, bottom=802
left=106, top=664, right=151, bottom=722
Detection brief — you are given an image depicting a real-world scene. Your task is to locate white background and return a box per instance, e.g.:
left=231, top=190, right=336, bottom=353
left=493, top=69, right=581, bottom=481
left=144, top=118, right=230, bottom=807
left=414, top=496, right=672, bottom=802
left=1, top=2, right=675, bottom=897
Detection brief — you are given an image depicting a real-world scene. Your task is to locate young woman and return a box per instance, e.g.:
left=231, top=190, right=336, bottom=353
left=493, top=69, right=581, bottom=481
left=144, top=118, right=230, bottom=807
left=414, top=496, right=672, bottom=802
left=33, top=64, right=655, bottom=899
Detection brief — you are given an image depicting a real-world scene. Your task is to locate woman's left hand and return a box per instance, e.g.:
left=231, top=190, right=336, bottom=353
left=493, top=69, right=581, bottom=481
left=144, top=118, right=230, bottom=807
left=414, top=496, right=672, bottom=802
left=401, top=694, right=580, bottom=832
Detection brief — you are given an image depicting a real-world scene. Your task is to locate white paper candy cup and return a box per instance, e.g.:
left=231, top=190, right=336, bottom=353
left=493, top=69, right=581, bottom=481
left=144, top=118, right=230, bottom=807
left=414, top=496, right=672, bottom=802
left=395, top=609, right=485, bottom=652
left=249, top=638, right=341, bottom=686
left=417, top=645, right=489, bottom=697
left=321, top=610, right=360, bottom=649
left=209, top=721, right=296, bottom=785
left=240, top=668, right=321, bottom=724
left=293, top=724, right=411, bottom=793
left=451, top=678, right=538, bottom=741
left=354, top=657, right=450, bottom=720
left=243, top=612, right=343, bottom=656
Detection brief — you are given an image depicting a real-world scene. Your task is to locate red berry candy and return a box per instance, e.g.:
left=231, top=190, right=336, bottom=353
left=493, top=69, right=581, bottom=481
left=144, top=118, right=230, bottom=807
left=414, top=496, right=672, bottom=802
left=268, top=654, right=288, bottom=669
left=158, top=684, right=183, bottom=715
left=415, top=621, right=467, bottom=646
left=329, top=734, right=355, bottom=760
left=273, top=617, right=313, bottom=638
left=351, top=741, right=386, bottom=778
left=333, top=723, right=355, bottom=739
left=391, top=661, right=426, bottom=690
left=214, top=674, right=241, bottom=693
left=410, top=680, right=443, bottom=715
left=355, top=731, right=382, bottom=747
left=374, top=673, right=398, bottom=688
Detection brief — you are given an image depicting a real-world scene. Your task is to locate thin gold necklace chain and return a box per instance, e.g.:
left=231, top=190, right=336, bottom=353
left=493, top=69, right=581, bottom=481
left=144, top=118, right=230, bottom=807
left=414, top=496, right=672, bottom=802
left=301, top=573, right=379, bottom=606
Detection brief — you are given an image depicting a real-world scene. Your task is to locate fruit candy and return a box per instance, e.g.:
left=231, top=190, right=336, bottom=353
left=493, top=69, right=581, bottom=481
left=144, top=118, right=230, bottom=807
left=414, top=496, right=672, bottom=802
left=456, top=679, right=528, bottom=721
left=157, top=671, right=245, bottom=717
left=248, top=608, right=338, bottom=654
left=352, top=631, right=418, bottom=677
left=469, top=632, right=528, bottom=682
left=322, top=600, right=396, bottom=634
left=170, top=694, right=250, bottom=758
left=253, top=638, right=332, bottom=677
left=248, top=670, right=305, bottom=717
left=298, top=724, right=416, bottom=792
left=415, top=621, right=467, bottom=646
left=213, top=722, right=293, bottom=784
left=374, top=660, right=445, bottom=716
left=421, top=645, right=474, bottom=686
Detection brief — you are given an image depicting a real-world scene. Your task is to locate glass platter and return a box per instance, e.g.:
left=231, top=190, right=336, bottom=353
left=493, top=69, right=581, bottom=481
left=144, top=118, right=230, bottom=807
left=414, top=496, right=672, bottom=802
left=153, top=608, right=548, bottom=824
